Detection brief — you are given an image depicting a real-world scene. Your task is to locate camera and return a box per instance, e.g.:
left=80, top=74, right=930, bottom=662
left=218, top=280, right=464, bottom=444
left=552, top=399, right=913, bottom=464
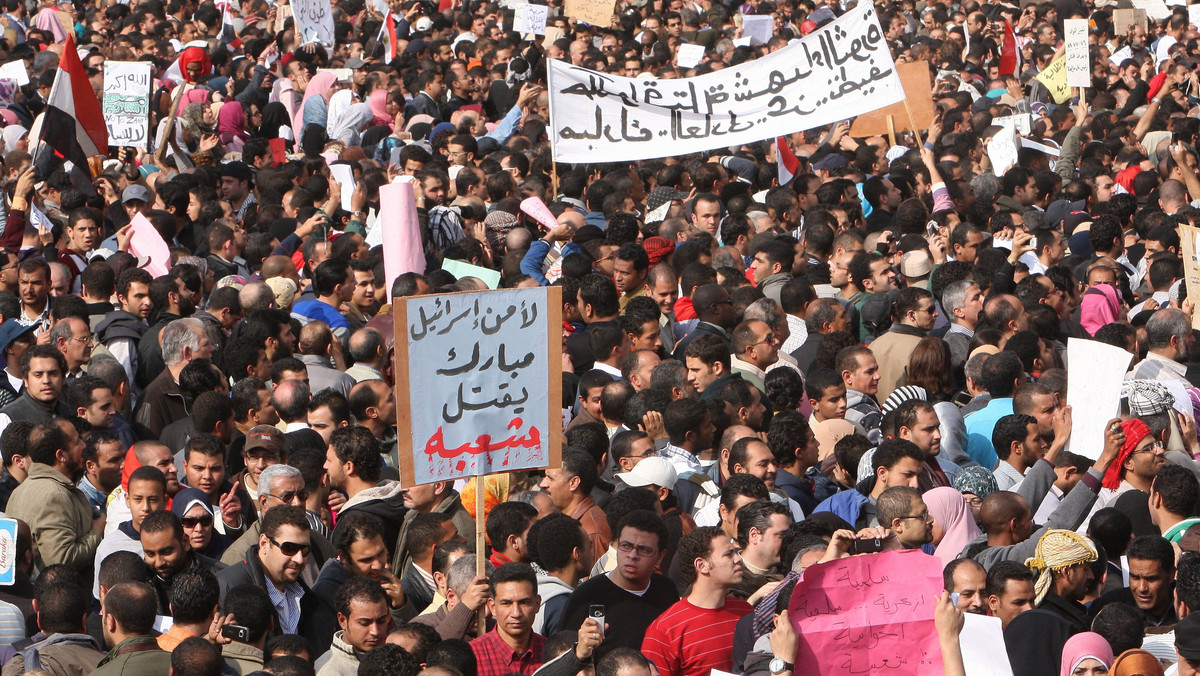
left=852, top=538, right=884, bottom=554
left=589, top=604, right=605, bottom=637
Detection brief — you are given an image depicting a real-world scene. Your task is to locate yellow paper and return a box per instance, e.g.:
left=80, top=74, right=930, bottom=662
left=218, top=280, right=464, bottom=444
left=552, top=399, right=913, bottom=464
left=1035, top=57, right=1072, bottom=104
left=564, top=0, right=613, bottom=26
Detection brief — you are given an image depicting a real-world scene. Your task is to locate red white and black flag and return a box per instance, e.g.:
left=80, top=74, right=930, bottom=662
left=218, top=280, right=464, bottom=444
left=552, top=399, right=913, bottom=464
left=998, top=20, right=1020, bottom=77
left=31, top=35, right=107, bottom=195
left=776, top=137, right=799, bottom=188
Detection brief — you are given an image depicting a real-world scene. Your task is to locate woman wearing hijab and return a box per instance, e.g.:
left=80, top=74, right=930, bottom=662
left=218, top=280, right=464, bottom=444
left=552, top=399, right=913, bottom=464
left=329, top=103, right=374, bottom=146
left=1, top=125, right=27, bottom=158
left=1109, top=649, right=1164, bottom=676
left=217, top=101, right=250, bottom=150
left=255, top=101, right=294, bottom=150
left=1080, top=282, right=1121, bottom=336
left=170, top=487, right=234, bottom=559
left=368, top=89, right=392, bottom=129
left=177, top=46, right=213, bottom=84
left=924, top=486, right=983, bottom=566
left=1060, top=632, right=1114, bottom=676
left=298, top=70, right=338, bottom=139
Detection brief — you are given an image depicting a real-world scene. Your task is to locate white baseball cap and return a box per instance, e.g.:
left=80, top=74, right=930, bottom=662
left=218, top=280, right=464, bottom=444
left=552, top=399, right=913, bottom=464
left=615, top=457, right=677, bottom=489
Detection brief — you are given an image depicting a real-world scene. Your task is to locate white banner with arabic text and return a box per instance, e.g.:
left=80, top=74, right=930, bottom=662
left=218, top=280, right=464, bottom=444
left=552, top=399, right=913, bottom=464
left=548, top=2, right=903, bottom=163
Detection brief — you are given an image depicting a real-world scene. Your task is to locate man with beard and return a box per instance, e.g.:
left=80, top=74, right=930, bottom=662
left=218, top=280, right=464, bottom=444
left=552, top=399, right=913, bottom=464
left=135, top=274, right=198, bottom=390
left=139, top=510, right=227, bottom=615
left=6, top=418, right=104, bottom=573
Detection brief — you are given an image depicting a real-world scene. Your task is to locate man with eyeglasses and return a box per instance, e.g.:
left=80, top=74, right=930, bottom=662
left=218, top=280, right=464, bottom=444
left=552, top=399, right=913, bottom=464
left=50, top=317, right=92, bottom=383
left=561, top=510, right=679, bottom=660
left=876, top=486, right=934, bottom=551
left=729, top=320, right=777, bottom=393
left=218, top=504, right=338, bottom=654
left=869, top=286, right=936, bottom=401
left=221, top=463, right=339, bottom=582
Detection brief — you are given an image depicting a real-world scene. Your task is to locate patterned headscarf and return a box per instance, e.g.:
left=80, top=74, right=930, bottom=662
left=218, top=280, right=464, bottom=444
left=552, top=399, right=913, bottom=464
left=1025, top=529, right=1097, bottom=605
left=954, top=466, right=998, bottom=500
left=1102, top=419, right=1151, bottom=490
left=484, top=210, right=518, bottom=257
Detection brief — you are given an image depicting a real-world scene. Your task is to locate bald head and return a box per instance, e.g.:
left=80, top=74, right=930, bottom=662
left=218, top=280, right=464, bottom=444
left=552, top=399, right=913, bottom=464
left=506, top=228, right=532, bottom=252
left=720, top=424, right=755, bottom=453
left=239, top=282, right=275, bottom=313
left=980, top=491, right=1028, bottom=534
left=272, top=378, right=311, bottom=423
left=298, top=321, right=333, bottom=357
left=132, top=440, right=170, bottom=466
left=261, top=255, right=300, bottom=282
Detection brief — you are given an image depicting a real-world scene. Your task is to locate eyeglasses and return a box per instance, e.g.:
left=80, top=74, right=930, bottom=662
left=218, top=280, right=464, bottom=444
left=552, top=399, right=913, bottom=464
left=70, top=335, right=94, bottom=345
left=268, top=536, right=311, bottom=557
left=182, top=515, right=214, bottom=528
left=1133, top=441, right=1165, bottom=455
left=616, top=540, right=658, bottom=557
left=264, top=489, right=309, bottom=504
left=899, top=511, right=932, bottom=522
left=753, top=334, right=777, bottom=346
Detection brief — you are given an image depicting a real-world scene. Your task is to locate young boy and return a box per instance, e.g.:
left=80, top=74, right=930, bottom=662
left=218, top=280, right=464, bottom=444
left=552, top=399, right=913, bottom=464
left=569, top=370, right=614, bottom=429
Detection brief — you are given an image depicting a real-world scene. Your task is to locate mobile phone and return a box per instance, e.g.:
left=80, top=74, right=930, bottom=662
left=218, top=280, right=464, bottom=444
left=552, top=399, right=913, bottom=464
left=852, top=538, right=884, bottom=554
left=589, top=604, right=605, bottom=637
left=221, top=624, right=250, bottom=642
left=950, top=592, right=960, bottom=606
left=1029, top=237, right=1038, bottom=249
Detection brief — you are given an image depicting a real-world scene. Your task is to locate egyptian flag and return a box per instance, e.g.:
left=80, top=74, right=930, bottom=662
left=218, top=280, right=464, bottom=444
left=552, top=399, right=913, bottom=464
left=31, top=36, right=106, bottom=196
left=777, top=137, right=799, bottom=188
left=378, top=11, right=398, bottom=63
left=219, top=1, right=240, bottom=53
left=998, top=20, right=1020, bottom=77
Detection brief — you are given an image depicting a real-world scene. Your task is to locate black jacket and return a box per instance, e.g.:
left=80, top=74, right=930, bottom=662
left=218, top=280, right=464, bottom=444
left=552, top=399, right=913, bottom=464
left=216, top=544, right=338, bottom=655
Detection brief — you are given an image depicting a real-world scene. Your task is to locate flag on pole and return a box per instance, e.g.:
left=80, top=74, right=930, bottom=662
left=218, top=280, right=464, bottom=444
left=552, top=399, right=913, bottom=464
left=998, top=20, right=1020, bottom=77
left=219, top=2, right=240, bottom=52
left=378, top=11, right=397, bottom=63
left=30, top=36, right=106, bottom=195
left=776, top=137, right=799, bottom=187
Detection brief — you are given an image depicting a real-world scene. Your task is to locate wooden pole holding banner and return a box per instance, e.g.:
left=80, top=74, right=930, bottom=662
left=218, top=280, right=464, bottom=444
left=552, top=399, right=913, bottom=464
left=886, top=115, right=896, bottom=149
left=476, top=478, right=486, bottom=635
left=901, top=98, right=923, bottom=147
left=154, top=83, right=189, bottom=167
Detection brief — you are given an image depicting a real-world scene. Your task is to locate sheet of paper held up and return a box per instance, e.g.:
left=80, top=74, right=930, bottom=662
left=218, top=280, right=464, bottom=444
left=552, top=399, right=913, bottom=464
left=960, top=614, right=1015, bottom=676
left=1065, top=337, right=1132, bottom=460
left=330, top=163, right=356, bottom=212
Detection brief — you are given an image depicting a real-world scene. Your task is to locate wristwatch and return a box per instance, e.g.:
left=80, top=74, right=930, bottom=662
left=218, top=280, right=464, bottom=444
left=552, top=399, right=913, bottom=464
left=769, top=658, right=794, bottom=674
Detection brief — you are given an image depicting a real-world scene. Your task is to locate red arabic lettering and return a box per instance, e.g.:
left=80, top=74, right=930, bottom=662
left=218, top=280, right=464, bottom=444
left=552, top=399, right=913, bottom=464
left=423, top=417, right=542, bottom=459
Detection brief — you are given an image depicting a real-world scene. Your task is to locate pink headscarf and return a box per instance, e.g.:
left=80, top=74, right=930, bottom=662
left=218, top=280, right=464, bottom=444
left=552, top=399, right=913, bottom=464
left=925, top=486, right=982, bottom=567
left=295, top=71, right=337, bottom=136
left=217, top=101, right=249, bottom=143
left=368, top=90, right=392, bottom=128
left=181, top=87, right=211, bottom=108
left=1060, top=632, right=1114, bottom=676
left=1080, top=283, right=1120, bottom=336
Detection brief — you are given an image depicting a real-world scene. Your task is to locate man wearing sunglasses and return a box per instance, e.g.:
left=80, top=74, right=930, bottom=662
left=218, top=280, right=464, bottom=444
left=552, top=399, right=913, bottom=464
left=218, top=504, right=338, bottom=655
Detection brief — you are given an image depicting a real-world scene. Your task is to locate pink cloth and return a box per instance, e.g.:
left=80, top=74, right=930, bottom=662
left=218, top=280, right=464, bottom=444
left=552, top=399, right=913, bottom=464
left=1060, top=632, right=1114, bottom=676
left=368, top=90, right=392, bottom=128
left=1080, top=283, right=1120, bottom=336
left=33, top=8, right=69, bottom=43
left=217, top=101, right=249, bottom=143
left=925, top=486, right=982, bottom=567
left=295, top=71, right=337, bottom=139
left=181, top=88, right=210, bottom=108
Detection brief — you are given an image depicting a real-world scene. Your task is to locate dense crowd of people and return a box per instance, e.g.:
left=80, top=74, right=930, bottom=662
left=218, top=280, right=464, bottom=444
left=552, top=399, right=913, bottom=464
left=5, top=0, right=1200, bottom=673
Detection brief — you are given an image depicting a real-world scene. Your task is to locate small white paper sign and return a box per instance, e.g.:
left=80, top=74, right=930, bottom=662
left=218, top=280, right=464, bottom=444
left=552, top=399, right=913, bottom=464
left=1064, top=19, right=1090, bottom=88
left=1109, top=45, right=1133, bottom=66
left=993, top=114, right=1032, bottom=137
left=0, top=60, right=28, bottom=86
left=330, top=163, right=355, bottom=213
left=741, top=14, right=773, bottom=45
left=513, top=3, right=548, bottom=35
left=961, top=614, right=1015, bottom=676
left=1066, top=337, right=1133, bottom=459
left=1190, top=5, right=1200, bottom=28
left=1132, top=0, right=1170, bottom=20
left=677, top=43, right=705, bottom=68
left=988, top=129, right=1019, bottom=176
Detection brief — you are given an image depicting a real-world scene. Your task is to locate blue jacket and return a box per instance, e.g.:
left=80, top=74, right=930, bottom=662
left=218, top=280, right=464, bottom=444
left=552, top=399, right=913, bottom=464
left=814, top=489, right=870, bottom=527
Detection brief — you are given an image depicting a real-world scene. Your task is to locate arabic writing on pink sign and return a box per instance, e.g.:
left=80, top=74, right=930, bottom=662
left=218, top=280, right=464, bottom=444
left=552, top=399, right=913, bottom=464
left=788, top=550, right=943, bottom=676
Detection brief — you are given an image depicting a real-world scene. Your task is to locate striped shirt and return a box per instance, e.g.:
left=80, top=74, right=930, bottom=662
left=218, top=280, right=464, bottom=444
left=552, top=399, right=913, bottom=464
left=642, top=597, right=753, bottom=676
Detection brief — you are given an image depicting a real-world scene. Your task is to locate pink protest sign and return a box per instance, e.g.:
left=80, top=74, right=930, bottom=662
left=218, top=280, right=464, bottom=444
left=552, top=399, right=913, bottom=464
left=127, top=213, right=171, bottom=278
left=379, top=180, right=425, bottom=295
left=520, top=196, right=558, bottom=231
left=789, top=550, right=943, bottom=676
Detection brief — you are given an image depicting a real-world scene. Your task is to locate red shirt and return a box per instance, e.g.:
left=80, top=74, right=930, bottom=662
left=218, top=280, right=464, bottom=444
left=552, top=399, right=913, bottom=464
left=470, top=628, right=546, bottom=676
left=642, top=597, right=753, bottom=676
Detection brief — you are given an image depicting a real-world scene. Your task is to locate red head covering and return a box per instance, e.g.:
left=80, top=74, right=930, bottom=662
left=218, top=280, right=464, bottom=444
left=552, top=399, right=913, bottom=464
left=178, top=47, right=212, bottom=84
left=1102, top=419, right=1152, bottom=489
